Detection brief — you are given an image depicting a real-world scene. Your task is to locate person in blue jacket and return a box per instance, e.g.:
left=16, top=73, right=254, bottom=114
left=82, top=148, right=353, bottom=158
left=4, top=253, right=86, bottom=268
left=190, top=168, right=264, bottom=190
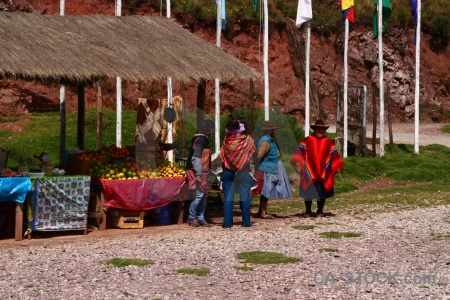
left=253, top=120, right=292, bottom=218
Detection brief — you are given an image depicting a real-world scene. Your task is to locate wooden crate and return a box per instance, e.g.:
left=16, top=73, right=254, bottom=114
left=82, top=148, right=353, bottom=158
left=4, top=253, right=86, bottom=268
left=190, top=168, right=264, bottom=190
left=109, top=209, right=145, bottom=229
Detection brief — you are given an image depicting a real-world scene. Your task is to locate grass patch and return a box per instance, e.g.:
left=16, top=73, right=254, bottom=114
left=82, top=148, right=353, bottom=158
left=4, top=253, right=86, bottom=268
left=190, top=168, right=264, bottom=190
left=319, top=248, right=340, bottom=253
left=174, top=268, right=210, bottom=276
left=292, top=225, right=315, bottom=230
left=101, top=258, right=153, bottom=267
left=319, top=231, right=362, bottom=239
left=236, top=251, right=302, bottom=264
left=431, top=232, right=450, bottom=240
left=315, top=222, right=338, bottom=226
left=441, top=125, right=450, bottom=134
left=234, top=266, right=254, bottom=271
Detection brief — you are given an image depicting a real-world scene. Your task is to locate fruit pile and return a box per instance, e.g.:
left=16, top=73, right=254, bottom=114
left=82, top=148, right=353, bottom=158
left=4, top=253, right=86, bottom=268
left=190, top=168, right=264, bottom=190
left=106, top=145, right=130, bottom=160
left=75, top=151, right=108, bottom=161
left=88, top=159, right=185, bottom=180
left=72, top=145, right=130, bottom=162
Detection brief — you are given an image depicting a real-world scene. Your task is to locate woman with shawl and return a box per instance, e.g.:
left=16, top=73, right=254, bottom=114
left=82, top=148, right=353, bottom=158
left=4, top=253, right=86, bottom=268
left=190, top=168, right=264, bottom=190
left=290, top=119, right=344, bottom=217
left=220, top=118, right=256, bottom=228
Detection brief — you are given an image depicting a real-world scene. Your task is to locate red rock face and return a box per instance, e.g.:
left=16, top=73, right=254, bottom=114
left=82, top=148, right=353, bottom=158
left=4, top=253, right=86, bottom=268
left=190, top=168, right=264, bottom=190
left=0, top=0, right=449, bottom=124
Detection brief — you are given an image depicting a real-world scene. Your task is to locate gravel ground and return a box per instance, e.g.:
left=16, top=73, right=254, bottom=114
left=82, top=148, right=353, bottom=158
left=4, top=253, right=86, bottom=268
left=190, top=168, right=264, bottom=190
left=1, top=205, right=450, bottom=299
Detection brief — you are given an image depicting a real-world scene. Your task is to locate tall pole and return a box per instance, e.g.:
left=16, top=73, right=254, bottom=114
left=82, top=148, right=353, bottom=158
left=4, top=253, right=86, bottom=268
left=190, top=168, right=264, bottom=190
left=343, top=19, right=349, bottom=158
left=304, top=21, right=311, bottom=137
left=166, top=0, right=174, bottom=162
left=115, top=0, right=122, bottom=148
left=214, top=0, right=222, bottom=156
left=59, top=0, right=66, bottom=167
left=378, top=0, right=385, bottom=157
left=414, top=0, right=421, bottom=154
left=263, top=0, right=269, bottom=120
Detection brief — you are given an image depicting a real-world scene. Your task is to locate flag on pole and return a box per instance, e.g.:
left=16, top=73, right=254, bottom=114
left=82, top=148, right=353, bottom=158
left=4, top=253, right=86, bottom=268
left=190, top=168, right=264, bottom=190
left=296, top=0, right=313, bottom=28
left=339, top=0, right=354, bottom=23
left=254, top=0, right=258, bottom=12
left=411, top=0, right=418, bottom=44
left=215, top=0, right=226, bottom=30
left=373, top=0, right=391, bottom=39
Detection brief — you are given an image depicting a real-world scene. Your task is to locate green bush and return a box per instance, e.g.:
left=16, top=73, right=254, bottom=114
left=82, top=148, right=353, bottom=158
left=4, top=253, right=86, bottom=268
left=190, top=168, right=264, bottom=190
left=428, top=15, right=449, bottom=50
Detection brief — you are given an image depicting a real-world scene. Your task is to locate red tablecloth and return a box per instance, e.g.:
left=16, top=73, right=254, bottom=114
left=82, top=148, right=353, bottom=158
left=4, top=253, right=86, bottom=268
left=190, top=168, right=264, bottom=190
left=97, top=177, right=188, bottom=211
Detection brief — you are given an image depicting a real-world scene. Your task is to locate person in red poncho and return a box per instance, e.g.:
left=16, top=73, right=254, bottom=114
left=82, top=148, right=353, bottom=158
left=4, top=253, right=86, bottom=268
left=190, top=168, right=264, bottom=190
left=290, top=119, right=344, bottom=217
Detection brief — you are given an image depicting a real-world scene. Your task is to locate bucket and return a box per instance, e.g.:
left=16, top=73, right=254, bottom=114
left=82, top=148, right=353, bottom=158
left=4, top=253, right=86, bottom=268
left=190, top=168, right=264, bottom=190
left=153, top=203, right=172, bottom=225
left=42, top=165, right=54, bottom=176
left=0, top=148, right=8, bottom=169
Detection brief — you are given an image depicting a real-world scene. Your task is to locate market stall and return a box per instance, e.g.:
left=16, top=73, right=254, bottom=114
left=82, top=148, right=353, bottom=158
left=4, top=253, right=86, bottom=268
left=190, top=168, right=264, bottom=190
left=89, top=176, right=189, bottom=229
left=26, top=176, right=90, bottom=238
left=0, top=177, right=31, bottom=241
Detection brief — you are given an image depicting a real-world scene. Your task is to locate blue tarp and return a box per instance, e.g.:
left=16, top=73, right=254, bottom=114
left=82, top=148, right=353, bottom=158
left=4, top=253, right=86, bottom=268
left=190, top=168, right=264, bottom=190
left=0, top=177, right=32, bottom=203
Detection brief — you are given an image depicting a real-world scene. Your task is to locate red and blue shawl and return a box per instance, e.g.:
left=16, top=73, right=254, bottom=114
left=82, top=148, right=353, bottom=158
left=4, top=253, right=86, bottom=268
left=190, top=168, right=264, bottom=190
left=290, top=135, right=344, bottom=192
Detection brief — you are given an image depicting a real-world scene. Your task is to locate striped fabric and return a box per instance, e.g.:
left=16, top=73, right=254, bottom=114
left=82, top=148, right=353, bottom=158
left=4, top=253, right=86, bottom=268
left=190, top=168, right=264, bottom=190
left=220, top=133, right=256, bottom=171
left=290, top=135, right=344, bottom=192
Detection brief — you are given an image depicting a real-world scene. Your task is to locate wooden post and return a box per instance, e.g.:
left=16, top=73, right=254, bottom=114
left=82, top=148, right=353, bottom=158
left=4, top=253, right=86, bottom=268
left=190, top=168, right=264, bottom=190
left=181, top=82, right=186, bottom=155
left=15, top=203, right=23, bottom=241
left=196, top=79, right=206, bottom=132
left=372, top=84, right=377, bottom=157
left=249, top=79, right=254, bottom=134
left=77, top=85, right=85, bottom=151
left=96, top=80, right=103, bottom=150
left=176, top=201, right=185, bottom=224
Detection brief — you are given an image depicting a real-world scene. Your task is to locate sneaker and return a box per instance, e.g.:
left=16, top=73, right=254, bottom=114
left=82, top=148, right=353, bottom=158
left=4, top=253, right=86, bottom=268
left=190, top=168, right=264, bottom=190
left=197, top=219, right=211, bottom=227
left=188, top=218, right=199, bottom=227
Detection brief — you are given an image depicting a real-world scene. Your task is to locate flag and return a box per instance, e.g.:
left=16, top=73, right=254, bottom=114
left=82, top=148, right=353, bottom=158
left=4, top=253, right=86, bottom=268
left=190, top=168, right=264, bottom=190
left=296, top=0, right=313, bottom=28
left=254, top=0, right=258, bottom=12
left=373, top=0, right=391, bottom=39
left=339, top=0, right=354, bottom=23
left=411, top=0, right=418, bottom=44
left=215, top=0, right=226, bottom=30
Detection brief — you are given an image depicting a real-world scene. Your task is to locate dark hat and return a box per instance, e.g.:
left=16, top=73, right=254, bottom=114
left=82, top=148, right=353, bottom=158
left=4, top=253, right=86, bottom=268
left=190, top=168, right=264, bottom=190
left=310, top=119, right=329, bottom=130
left=260, top=120, right=279, bottom=130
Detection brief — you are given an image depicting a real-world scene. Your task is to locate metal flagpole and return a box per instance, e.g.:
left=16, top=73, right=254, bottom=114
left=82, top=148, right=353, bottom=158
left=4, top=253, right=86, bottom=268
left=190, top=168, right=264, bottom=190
left=263, top=0, right=269, bottom=120
left=115, top=0, right=122, bottom=148
left=378, top=0, right=385, bottom=157
left=414, top=0, right=421, bottom=154
left=343, top=18, right=349, bottom=158
left=214, top=0, right=222, bottom=156
left=166, top=0, right=173, bottom=162
left=305, top=21, right=311, bottom=137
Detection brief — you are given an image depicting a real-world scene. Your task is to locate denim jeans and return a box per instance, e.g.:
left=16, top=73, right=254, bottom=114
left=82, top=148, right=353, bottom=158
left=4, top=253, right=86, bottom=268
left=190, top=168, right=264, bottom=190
left=188, top=189, right=207, bottom=221
left=221, top=169, right=252, bottom=228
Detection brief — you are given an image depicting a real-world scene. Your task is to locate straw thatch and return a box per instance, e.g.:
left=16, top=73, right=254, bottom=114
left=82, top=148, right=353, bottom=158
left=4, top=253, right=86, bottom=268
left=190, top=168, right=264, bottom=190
left=0, top=11, right=261, bottom=84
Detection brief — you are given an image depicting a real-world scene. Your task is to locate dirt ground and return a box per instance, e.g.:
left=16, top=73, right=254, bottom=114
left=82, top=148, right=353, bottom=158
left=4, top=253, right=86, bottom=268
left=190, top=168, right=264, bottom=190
left=0, top=122, right=448, bottom=248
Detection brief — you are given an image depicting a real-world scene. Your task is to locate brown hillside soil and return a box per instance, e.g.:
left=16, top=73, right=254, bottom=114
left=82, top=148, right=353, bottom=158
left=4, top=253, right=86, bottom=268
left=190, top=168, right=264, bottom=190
left=1, top=0, right=449, bottom=123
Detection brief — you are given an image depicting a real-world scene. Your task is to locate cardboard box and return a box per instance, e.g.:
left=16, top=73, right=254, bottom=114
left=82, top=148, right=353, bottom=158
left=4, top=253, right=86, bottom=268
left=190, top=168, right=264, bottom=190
left=109, top=209, right=145, bottom=229
left=66, top=154, right=109, bottom=175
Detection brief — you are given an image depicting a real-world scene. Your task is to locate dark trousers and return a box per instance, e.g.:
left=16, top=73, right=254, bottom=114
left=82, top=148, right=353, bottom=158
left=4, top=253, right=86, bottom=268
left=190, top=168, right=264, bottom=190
left=304, top=198, right=326, bottom=214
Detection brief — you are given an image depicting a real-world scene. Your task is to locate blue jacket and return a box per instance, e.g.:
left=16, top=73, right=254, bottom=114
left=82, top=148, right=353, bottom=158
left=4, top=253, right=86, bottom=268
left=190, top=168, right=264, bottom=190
left=257, top=135, right=279, bottom=173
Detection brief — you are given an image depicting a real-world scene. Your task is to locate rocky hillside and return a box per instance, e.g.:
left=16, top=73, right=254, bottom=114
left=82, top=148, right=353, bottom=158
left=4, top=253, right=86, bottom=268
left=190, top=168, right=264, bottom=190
left=1, top=0, right=449, bottom=124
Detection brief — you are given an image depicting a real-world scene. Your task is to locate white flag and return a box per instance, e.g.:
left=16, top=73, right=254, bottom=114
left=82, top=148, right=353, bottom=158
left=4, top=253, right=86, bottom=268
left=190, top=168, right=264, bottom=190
left=296, top=0, right=312, bottom=28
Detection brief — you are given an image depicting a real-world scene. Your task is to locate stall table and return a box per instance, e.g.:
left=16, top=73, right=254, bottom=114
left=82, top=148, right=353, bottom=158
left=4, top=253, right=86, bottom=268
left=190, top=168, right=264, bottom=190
left=91, top=176, right=188, bottom=228
left=26, top=176, right=90, bottom=238
left=0, top=177, right=31, bottom=241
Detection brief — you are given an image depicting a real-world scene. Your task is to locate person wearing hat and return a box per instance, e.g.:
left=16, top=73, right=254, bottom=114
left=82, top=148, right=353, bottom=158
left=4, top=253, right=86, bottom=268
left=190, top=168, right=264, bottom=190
left=220, top=118, right=256, bottom=228
left=253, top=120, right=292, bottom=219
left=290, top=119, right=344, bottom=217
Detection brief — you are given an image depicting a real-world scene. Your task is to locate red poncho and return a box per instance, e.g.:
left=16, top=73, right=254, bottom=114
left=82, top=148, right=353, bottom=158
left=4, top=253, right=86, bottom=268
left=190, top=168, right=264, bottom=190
left=290, top=135, right=344, bottom=192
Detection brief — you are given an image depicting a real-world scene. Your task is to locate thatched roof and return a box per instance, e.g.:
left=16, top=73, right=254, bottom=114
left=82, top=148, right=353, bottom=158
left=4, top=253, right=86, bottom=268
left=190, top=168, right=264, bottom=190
left=0, top=11, right=260, bottom=84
